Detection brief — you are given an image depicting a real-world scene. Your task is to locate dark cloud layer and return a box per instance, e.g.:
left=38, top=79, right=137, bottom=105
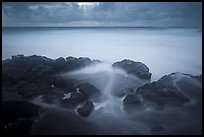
left=2, top=2, right=202, bottom=27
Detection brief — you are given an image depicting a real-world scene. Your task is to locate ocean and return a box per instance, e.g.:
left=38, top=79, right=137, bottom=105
left=2, top=27, right=202, bottom=80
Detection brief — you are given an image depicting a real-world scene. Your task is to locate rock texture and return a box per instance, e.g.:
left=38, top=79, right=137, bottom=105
left=77, top=100, right=94, bottom=117
left=112, top=59, right=152, bottom=79
left=76, top=83, right=101, bottom=101
left=123, top=94, right=145, bottom=112
left=2, top=55, right=98, bottom=99
left=123, top=73, right=202, bottom=111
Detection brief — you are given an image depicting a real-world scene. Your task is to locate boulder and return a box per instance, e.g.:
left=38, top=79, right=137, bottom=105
left=115, top=88, right=134, bottom=98
left=53, top=57, right=67, bottom=72
left=123, top=94, right=145, bottom=112
left=60, top=91, right=88, bottom=108
left=112, top=59, right=152, bottom=80
left=78, top=57, right=92, bottom=66
left=77, top=100, right=94, bottom=117
left=123, top=73, right=202, bottom=111
left=92, top=59, right=102, bottom=64
left=42, top=95, right=59, bottom=104
left=76, top=83, right=101, bottom=101
left=131, top=73, right=198, bottom=110
left=65, top=56, right=94, bottom=72
left=2, top=55, right=94, bottom=99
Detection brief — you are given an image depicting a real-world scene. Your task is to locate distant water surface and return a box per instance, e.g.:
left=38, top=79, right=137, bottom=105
left=2, top=27, right=202, bottom=81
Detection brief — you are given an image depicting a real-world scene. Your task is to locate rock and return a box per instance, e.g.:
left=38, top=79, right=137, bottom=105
left=115, top=88, right=134, bottom=98
left=76, top=83, right=101, bottom=101
left=54, top=56, right=93, bottom=73
left=65, top=56, right=94, bottom=72
left=92, top=59, right=102, bottom=64
left=41, top=95, right=59, bottom=104
left=110, top=71, right=145, bottom=98
left=112, top=59, right=152, bottom=79
left=60, top=91, right=88, bottom=108
left=79, top=57, right=92, bottom=66
left=2, top=55, right=55, bottom=92
left=70, top=91, right=88, bottom=103
left=135, top=73, right=197, bottom=110
left=77, top=100, right=94, bottom=117
left=47, top=75, right=68, bottom=89
left=123, top=94, right=145, bottom=112
left=53, top=57, right=67, bottom=72
left=2, top=55, right=95, bottom=99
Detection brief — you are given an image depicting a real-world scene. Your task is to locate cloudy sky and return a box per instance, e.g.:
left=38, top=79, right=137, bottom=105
left=2, top=2, right=202, bottom=27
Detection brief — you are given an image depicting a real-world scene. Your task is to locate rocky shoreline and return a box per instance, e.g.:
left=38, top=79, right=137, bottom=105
left=2, top=54, right=202, bottom=135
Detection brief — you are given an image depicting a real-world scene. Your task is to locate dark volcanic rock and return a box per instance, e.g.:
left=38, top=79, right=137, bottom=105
left=60, top=91, right=88, bottom=108
left=77, top=100, right=94, bottom=117
left=2, top=54, right=96, bottom=99
left=123, top=94, right=145, bottom=112
left=112, top=59, right=152, bottom=79
left=53, top=57, right=67, bottom=72
left=124, top=73, right=201, bottom=111
left=115, top=88, right=134, bottom=98
left=54, top=56, right=93, bottom=73
left=136, top=74, right=191, bottom=110
left=64, top=56, right=94, bottom=72
left=77, top=83, right=101, bottom=101
left=2, top=55, right=54, bottom=87
left=41, top=95, right=60, bottom=104
left=92, top=59, right=103, bottom=64
left=79, top=57, right=92, bottom=66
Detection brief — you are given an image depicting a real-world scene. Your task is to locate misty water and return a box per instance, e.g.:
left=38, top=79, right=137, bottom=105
left=2, top=27, right=202, bottom=81
left=2, top=27, right=202, bottom=134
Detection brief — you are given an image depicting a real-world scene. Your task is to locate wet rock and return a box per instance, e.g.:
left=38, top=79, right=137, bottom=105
left=79, top=57, right=92, bottom=66
left=77, top=100, right=94, bottom=117
left=53, top=56, right=94, bottom=73
left=3, top=55, right=52, bottom=87
left=41, top=95, right=59, bottom=104
left=92, top=59, right=102, bottom=64
left=2, top=55, right=95, bottom=99
left=115, top=88, right=134, bottom=98
left=53, top=57, right=67, bottom=72
left=135, top=73, right=197, bottom=110
left=123, top=94, right=145, bottom=112
left=60, top=91, right=88, bottom=108
left=137, top=75, right=190, bottom=108
left=112, top=59, right=152, bottom=79
left=111, top=72, right=145, bottom=98
left=77, top=83, right=101, bottom=101
left=65, top=56, right=94, bottom=72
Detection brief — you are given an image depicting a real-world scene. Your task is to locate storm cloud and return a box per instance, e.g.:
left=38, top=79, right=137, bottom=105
left=2, top=2, right=202, bottom=27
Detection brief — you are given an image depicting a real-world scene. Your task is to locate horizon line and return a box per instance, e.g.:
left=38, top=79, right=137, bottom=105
left=2, top=26, right=200, bottom=28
